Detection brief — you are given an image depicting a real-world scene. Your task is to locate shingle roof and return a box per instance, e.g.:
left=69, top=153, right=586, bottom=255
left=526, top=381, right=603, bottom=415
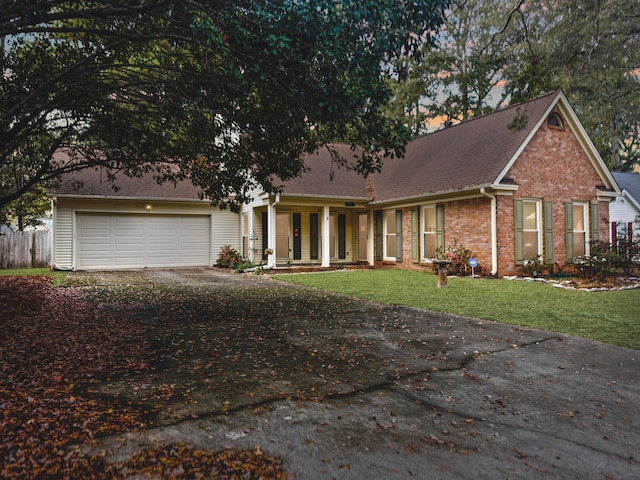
left=50, top=92, right=564, bottom=203
left=370, top=91, right=560, bottom=202
left=275, top=143, right=371, bottom=199
left=612, top=172, right=640, bottom=205
left=49, top=165, right=203, bottom=200
left=277, top=91, right=560, bottom=202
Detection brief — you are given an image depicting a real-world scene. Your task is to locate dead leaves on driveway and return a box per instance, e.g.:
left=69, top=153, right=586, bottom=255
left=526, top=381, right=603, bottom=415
left=0, top=276, right=286, bottom=479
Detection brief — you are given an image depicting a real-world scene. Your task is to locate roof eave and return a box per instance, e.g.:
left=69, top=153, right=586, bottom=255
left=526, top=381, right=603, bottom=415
left=47, top=193, right=210, bottom=203
left=369, top=183, right=518, bottom=207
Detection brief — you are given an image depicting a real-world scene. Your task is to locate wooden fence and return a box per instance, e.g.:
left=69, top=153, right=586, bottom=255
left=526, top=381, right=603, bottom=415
left=0, top=230, right=52, bottom=269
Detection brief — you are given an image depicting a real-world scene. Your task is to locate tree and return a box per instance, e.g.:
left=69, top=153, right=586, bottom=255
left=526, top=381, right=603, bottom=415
left=388, top=0, right=639, bottom=171
left=387, top=0, right=517, bottom=133
left=504, top=0, right=640, bottom=170
left=0, top=182, right=50, bottom=231
left=1, top=0, right=449, bottom=210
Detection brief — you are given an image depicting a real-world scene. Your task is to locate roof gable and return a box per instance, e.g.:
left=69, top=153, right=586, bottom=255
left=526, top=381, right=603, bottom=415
left=494, top=91, right=619, bottom=194
left=612, top=172, right=640, bottom=211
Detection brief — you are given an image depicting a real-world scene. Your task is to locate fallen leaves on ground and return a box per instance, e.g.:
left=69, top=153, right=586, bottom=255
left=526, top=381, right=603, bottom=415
left=0, top=276, right=288, bottom=479
left=119, top=443, right=286, bottom=479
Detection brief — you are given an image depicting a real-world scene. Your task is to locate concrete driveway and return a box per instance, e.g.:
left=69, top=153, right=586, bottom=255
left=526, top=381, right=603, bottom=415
left=74, top=268, right=639, bottom=479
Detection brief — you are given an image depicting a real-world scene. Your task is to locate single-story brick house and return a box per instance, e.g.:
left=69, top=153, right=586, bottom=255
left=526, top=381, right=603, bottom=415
left=49, top=91, right=620, bottom=275
left=609, top=171, right=640, bottom=245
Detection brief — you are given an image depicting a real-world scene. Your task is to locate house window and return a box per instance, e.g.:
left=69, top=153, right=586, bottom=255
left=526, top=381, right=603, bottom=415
left=547, top=112, right=564, bottom=129
left=385, top=210, right=397, bottom=259
left=522, top=200, right=541, bottom=259
left=242, top=214, right=249, bottom=258
left=572, top=203, right=587, bottom=257
left=565, top=201, right=595, bottom=261
left=422, top=206, right=437, bottom=258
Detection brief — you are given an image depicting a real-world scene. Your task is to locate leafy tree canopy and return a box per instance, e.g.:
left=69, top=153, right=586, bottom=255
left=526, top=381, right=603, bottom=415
left=388, top=0, right=639, bottom=170
left=1, top=0, right=449, bottom=209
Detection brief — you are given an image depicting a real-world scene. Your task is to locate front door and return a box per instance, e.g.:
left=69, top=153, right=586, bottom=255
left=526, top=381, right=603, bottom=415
left=358, top=213, right=368, bottom=261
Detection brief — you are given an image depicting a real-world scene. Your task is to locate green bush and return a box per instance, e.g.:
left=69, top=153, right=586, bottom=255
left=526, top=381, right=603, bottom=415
left=573, top=238, right=640, bottom=279
left=519, top=256, right=545, bottom=277
left=433, top=239, right=485, bottom=276
left=216, top=245, right=244, bottom=269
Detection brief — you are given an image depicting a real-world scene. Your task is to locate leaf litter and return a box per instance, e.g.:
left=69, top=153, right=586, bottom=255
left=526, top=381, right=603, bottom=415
left=0, top=276, right=287, bottom=479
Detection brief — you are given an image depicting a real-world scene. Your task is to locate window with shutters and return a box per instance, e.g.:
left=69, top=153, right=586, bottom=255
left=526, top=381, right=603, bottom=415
left=384, top=209, right=397, bottom=260
left=422, top=205, right=438, bottom=260
left=422, top=206, right=437, bottom=258
left=523, top=200, right=541, bottom=259
left=571, top=203, right=588, bottom=257
left=421, top=205, right=444, bottom=260
left=565, top=201, right=596, bottom=261
left=515, top=199, right=542, bottom=265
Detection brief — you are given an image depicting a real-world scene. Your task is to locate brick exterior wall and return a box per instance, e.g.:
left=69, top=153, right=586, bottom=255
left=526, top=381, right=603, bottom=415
left=373, top=109, right=610, bottom=276
left=497, top=112, right=608, bottom=275
left=443, top=198, right=492, bottom=270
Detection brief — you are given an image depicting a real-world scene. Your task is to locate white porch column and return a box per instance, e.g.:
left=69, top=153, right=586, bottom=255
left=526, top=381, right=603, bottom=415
left=322, top=205, right=331, bottom=267
left=267, top=195, right=280, bottom=268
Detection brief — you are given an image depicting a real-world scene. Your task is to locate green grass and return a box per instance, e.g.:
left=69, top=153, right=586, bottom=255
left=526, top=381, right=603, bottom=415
left=274, top=269, right=640, bottom=350
left=0, top=267, right=69, bottom=286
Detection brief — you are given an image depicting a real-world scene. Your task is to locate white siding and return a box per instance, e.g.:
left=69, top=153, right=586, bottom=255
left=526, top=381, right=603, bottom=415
left=52, top=197, right=240, bottom=270
left=609, top=195, right=640, bottom=224
left=211, top=210, right=241, bottom=264
left=53, top=206, right=74, bottom=270
left=609, top=194, right=640, bottom=238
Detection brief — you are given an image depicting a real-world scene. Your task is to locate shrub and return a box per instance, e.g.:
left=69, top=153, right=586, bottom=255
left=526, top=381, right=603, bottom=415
left=572, top=238, right=640, bottom=279
left=216, top=245, right=244, bottom=269
left=519, top=256, right=545, bottom=277
left=433, top=239, right=484, bottom=276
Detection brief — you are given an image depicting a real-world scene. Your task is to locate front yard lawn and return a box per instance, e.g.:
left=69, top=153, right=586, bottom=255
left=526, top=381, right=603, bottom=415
left=274, top=269, right=640, bottom=350
left=0, top=267, right=68, bottom=286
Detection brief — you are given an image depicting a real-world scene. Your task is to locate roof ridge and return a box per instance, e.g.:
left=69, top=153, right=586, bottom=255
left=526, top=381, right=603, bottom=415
left=411, top=90, right=560, bottom=140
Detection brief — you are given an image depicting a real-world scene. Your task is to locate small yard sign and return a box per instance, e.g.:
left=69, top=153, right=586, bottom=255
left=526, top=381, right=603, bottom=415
left=468, top=257, right=478, bottom=278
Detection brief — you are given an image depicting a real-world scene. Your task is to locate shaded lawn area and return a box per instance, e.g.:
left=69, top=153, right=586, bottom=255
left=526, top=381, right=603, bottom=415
left=274, top=269, right=640, bottom=351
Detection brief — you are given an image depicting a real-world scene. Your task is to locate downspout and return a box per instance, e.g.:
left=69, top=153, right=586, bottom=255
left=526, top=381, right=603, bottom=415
left=268, top=194, right=280, bottom=268
left=480, top=188, right=498, bottom=275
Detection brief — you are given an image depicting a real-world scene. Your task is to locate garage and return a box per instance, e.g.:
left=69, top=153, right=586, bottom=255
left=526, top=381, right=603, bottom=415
left=76, top=213, right=211, bottom=269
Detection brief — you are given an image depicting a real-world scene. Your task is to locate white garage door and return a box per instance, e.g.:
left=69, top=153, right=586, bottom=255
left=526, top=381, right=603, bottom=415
left=76, top=213, right=210, bottom=269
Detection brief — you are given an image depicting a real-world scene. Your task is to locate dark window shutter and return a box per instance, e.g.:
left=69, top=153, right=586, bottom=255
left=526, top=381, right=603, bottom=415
left=338, top=214, right=346, bottom=259
left=611, top=221, right=618, bottom=247
left=436, top=205, right=445, bottom=252
left=565, top=202, right=574, bottom=261
left=310, top=213, right=319, bottom=260
left=590, top=203, right=599, bottom=243
left=514, top=199, right=524, bottom=265
left=395, top=210, right=403, bottom=262
left=628, top=222, right=633, bottom=243
left=293, top=213, right=301, bottom=260
left=261, top=211, right=268, bottom=261
left=411, top=209, right=419, bottom=263
left=544, top=201, right=554, bottom=264
left=375, top=210, right=383, bottom=261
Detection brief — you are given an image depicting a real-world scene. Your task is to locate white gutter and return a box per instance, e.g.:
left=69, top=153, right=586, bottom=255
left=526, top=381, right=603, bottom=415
left=480, top=188, right=498, bottom=275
